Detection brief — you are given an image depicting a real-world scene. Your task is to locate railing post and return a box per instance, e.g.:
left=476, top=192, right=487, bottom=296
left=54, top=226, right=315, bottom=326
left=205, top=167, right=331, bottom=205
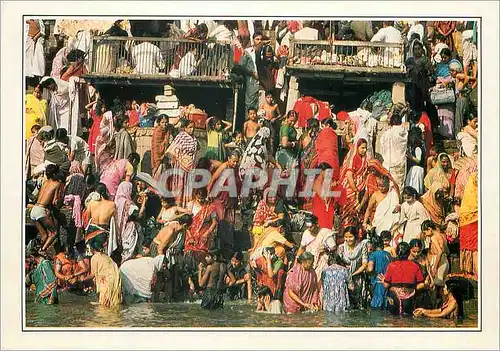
left=90, top=35, right=96, bottom=73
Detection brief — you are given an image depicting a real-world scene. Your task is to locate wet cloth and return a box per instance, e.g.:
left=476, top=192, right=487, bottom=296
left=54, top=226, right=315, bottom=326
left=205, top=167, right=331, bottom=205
left=120, top=255, right=165, bottom=303
left=28, top=258, right=58, bottom=304
left=321, top=264, right=350, bottom=312
left=90, top=251, right=122, bottom=307
left=368, top=250, right=392, bottom=308
left=30, top=204, right=50, bottom=221
left=283, top=263, right=320, bottom=313
left=337, top=240, right=369, bottom=307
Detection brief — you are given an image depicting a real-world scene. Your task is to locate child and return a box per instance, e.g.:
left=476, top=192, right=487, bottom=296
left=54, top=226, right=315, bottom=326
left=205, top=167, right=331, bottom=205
left=205, top=116, right=232, bottom=162
left=125, top=100, right=140, bottom=127
left=243, top=108, right=260, bottom=144
left=380, top=231, right=397, bottom=258
left=157, top=197, right=191, bottom=226
left=224, top=131, right=246, bottom=156
left=259, top=90, right=281, bottom=121
left=426, top=146, right=439, bottom=174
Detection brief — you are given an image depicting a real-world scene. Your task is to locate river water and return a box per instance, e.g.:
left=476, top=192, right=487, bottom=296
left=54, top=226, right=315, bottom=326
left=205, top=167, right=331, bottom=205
left=26, top=292, right=478, bottom=328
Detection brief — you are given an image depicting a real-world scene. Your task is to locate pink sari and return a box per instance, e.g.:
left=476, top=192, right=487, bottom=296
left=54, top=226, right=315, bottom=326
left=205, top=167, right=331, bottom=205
left=283, top=263, right=320, bottom=313
left=94, top=111, right=114, bottom=171
left=100, top=159, right=128, bottom=200
left=114, top=182, right=140, bottom=264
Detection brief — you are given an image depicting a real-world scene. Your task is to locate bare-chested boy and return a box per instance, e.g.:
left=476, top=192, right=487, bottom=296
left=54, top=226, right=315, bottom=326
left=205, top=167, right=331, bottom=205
left=243, top=108, right=260, bottom=144
left=85, top=183, right=116, bottom=251
left=150, top=214, right=193, bottom=257
left=29, top=164, right=63, bottom=254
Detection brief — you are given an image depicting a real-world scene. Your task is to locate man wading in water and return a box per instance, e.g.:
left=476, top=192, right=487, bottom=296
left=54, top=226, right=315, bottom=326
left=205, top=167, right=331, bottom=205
left=198, top=250, right=228, bottom=310
left=29, top=163, right=63, bottom=255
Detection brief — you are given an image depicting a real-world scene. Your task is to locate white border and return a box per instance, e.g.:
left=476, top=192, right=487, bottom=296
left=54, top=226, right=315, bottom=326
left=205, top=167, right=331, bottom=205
left=2, top=1, right=499, bottom=350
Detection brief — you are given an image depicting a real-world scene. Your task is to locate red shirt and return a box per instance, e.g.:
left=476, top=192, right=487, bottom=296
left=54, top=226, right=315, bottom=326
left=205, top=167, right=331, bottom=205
left=384, top=260, right=424, bottom=286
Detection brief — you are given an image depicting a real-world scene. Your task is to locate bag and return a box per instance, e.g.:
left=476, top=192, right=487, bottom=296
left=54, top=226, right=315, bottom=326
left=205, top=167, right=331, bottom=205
left=187, top=109, right=208, bottom=129
left=430, top=87, right=455, bottom=105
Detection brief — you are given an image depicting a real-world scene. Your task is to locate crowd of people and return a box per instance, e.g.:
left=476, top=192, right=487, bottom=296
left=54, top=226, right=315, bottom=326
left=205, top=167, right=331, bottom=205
left=25, top=19, right=478, bottom=322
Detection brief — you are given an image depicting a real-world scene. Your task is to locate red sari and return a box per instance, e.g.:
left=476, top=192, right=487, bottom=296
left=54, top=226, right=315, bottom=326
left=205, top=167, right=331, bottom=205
left=315, top=127, right=340, bottom=180
left=418, top=111, right=434, bottom=154
left=88, top=109, right=102, bottom=154
left=339, top=139, right=369, bottom=227
left=184, top=202, right=223, bottom=253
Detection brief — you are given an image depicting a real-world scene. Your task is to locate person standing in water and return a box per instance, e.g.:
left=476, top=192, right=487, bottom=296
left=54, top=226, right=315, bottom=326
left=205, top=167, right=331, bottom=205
left=198, top=250, right=228, bottom=310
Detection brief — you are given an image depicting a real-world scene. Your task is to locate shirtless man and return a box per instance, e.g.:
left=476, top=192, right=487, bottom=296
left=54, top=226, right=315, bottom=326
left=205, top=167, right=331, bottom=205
left=150, top=214, right=193, bottom=257
left=85, top=183, right=116, bottom=251
left=363, top=177, right=390, bottom=228
left=198, top=250, right=228, bottom=309
left=243, top=108, right=260, bottom=144
left=363, top=175, right=399, bottom=235
left=29, top=164, right=63, bottom=254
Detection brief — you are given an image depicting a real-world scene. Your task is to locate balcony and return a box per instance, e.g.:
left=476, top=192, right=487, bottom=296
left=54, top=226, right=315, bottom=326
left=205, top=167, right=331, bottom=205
left=287, top=39, right=407, bottom=80
left=84, top=36, right=234, bottom=85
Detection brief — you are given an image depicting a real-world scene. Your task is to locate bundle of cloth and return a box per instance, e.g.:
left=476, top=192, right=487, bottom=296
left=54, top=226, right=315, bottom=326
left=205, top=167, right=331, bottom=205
left=360, top=90, right=393, bottom=121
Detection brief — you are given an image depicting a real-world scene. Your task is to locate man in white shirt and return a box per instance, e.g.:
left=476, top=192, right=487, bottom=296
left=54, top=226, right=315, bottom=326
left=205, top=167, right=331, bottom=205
left=371, top=21, right=402, bottom=43
left=131, top=38, right=164, bottom=75
left=178, top=47, right=203, bottom=77
left=293, top=21, right=319, bottom=41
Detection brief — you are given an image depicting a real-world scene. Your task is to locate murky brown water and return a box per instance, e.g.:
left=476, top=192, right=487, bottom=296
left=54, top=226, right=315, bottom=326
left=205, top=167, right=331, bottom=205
left=25, top=291, right=478, bottom=328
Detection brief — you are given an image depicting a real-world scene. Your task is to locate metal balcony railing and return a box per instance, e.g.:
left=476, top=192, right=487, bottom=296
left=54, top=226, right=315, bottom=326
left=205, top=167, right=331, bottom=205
left=288, top=39, right=406, bottom=72
left=89, top=36, right=233, bottom=80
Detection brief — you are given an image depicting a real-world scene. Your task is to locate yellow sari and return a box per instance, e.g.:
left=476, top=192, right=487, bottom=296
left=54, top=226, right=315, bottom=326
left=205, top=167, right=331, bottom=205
left=90, top=252, right=122, bottom=307
left=25, top=94, right=47, bottom=139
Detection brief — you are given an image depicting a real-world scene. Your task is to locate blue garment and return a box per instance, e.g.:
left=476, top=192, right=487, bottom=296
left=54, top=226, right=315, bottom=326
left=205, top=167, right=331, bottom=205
left=321, top=265, right=350, bottom=313
left=434, top=58, right=462, bottom=80
left=368, top=250, right=392, bottom=308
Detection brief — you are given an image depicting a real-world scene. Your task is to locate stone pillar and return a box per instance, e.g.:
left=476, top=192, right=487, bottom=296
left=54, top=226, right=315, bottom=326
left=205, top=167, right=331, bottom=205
left=155, top=85, right=181, bottom=127
left=285, top=75, right=300, bottom=113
